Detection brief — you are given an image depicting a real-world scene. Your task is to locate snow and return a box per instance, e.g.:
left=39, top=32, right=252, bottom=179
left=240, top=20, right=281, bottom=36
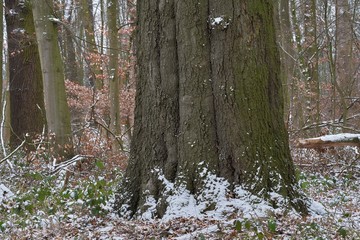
left=320, top=133, right=360, bottom=142
left=150, top=170, right=284, bottom=222
left=309, top=199, right=327, bottom=215
left=1, top=146, right=359, bottom=238
left=0, top=184, right=14, bottom=203
left=209, top=16, right=231, bottom=29
left=211, top=17, right=224, bottom=26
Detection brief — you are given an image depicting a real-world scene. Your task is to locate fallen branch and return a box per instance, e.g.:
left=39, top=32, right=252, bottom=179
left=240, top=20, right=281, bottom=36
left=296, top=133, right=360, bottom=148
left=51, top=154, right=94, bottom=175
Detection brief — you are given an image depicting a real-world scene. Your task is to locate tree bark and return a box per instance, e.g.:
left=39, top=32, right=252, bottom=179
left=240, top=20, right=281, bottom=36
left=5, top=0, right=46, bottom=149
left=32, top=0, right=73, bottom=159
left=115, top=0, right=308, bottom=219
left=335, top=0, right=355, bottom=125
left=62, top=0, right=80, bottom=84
left=108, top=0, right=122, bottom=151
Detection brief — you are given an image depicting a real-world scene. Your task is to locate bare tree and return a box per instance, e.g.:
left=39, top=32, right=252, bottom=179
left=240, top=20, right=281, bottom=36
left=5, top=0, right=46, bottom=149
left=115, top=0, right=308, bottom=218
left=32, top=0, right=73, bottom=158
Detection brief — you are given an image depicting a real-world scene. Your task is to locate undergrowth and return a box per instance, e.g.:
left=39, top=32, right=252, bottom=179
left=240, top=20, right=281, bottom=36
left=0, top=147, right=359, bottom=239
left=0, top=151, right=123, bottom=234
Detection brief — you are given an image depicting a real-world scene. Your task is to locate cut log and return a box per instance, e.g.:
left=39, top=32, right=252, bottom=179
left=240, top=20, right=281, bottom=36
left=296, top=133, right=360, bottom=148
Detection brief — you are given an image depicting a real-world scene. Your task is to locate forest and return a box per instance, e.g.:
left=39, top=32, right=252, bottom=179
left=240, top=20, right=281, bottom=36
left=0, top=0, right=359, bottom=239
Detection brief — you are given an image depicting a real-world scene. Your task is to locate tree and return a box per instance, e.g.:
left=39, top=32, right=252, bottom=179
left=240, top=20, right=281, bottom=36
left=81, top=0, right=103, bottom=89
left=5, top=0, right=46, bottom=149
left=0, top=0, right=3, bottom=103
left=61, top=0, right=80, bottom=85
left=108, top=0, right=122, bottom=151
left=32, top=0, right=73, bottom=158
left=335, top=0, right=355, bottom=126
left=115, top=0, right=308, bottom=218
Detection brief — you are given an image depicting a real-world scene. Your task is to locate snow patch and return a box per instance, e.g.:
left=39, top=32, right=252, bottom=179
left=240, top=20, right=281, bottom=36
left=140, top=196, right=157, bottom=220
left=146, top=169, right=284, bottom=222
left=0, top=184, right=14, bottom=203
left=309, top=200, right=327, bottom=216
left=209, top=16, right=231, bottom=29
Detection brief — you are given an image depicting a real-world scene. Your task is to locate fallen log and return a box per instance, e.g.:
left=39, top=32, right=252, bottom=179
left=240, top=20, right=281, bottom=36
left=296, top=133, right=360, bottom=148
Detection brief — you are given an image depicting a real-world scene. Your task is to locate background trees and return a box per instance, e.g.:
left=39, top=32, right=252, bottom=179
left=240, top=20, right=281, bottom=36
left=1, top=0, right=135, bottom=159
left=281, top=0, right=360, bottom=137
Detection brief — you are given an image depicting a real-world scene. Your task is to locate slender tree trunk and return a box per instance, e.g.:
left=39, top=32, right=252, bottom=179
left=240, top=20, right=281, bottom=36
left=290, top=0, right=306, bottom=134
left=335, top=0, right=354, bottom=125
left=0, top=0, right=3, bottom=101
left=115, top=0, right=308, bottom=219
left=62, top=0, right=80, bottom=84
left=323, top=0, right=337, bottom=124
left=81, top=0, right=102, bottom=89
left=303, top=0, right=320, bottom=135
left=277, top=0, right=295, bottom=128
left=32, top=0, right=74, bottom=159
left=5, top=0, right=46, bottom=149
left=108, top=0, right=122, bottom=150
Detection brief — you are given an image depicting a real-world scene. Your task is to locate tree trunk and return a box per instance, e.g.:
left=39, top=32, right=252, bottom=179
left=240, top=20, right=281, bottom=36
left=32, top=0, right=73, bottom=159
left=276, top=0, right=295, bottom=129
left=335, top=0, right=355, bottom=125
left=62, top=0, right=80, bottom=84
left=303, top=0, right=320, bottom=135
left=0, top=0, right=3, bottom=146
left=108, top=0, right=122, bottom=150
left=5, top=0, right=47, bottom=149
left=81, top=0, right=103, bottom=89
left=115, top=0, right=308, bottom=219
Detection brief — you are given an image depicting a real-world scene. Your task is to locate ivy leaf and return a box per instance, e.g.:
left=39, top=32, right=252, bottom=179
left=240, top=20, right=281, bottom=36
left=268, top=218, right=277, bottom=233
left=234, top=220, right=242, bottom=232
left=95, top=160, right=105, bottom=170
left=337, top=227, right=347, bottom=238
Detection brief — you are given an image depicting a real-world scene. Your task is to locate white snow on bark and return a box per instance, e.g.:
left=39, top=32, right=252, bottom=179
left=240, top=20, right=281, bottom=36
left=320, top=133, right=360, bottom=142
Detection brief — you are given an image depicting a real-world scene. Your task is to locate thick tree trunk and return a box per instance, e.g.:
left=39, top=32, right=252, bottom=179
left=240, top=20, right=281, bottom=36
left=115, top=0, right=308, bottom=219
left=32, top=0, right=74, bottom=159
left=5, top=0, right=46, bottom=149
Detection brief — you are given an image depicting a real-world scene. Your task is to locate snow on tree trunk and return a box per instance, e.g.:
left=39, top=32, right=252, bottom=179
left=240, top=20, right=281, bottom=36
left=115, top=0, right=308, bottom=219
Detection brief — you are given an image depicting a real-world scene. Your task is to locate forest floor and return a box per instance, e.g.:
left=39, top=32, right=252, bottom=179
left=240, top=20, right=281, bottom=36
left=0, top=146, right=359, bottom=239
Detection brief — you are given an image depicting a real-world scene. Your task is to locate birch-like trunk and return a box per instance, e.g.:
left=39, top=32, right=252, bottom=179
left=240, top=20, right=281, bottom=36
left=32, top=0, right=73, bottom=158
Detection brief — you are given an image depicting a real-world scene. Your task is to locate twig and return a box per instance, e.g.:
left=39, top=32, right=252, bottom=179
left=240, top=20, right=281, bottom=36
left=94, top=119, right=127, bottom=152
left=51, top=154, right=95, bottom=175
left=0, top=140, right=26, bottom=165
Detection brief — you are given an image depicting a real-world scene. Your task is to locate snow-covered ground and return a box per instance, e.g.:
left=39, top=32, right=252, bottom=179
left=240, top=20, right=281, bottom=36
left=0, top=146, right=359, bottom=239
